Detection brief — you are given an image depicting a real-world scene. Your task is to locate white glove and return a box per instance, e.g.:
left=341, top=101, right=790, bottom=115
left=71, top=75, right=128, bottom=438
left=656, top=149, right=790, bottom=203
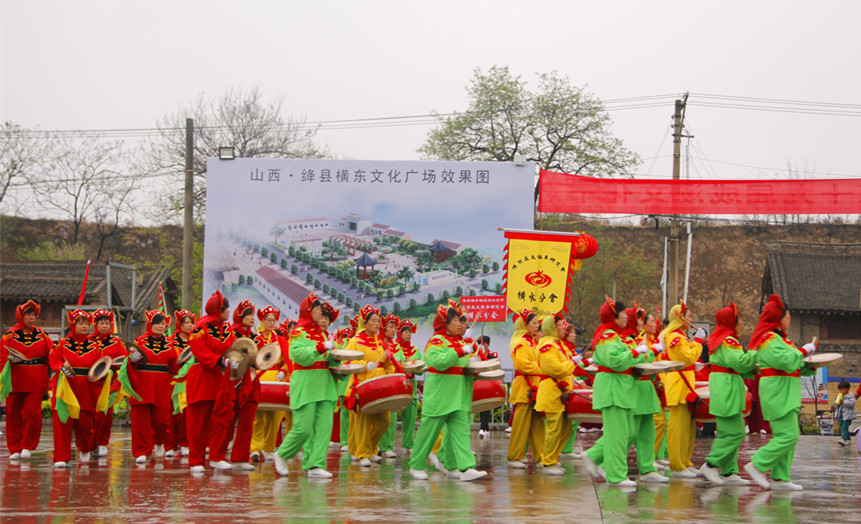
left=635, top=344, right=649, bottom=355
left=229, top=360, right=240, bottom=370
left=223, top=357, right=239, bottom=370
left=572, top=354, right=584, bottom=365
left=584, top=358, right=594, bottom=366
left=695, top=328, right=708, bottom=341
left=462, top=344, right=474, bottom=355
left=276, top=371, right=286, bottom=381
left=802, top=342, right=817, bottom=356
left=694, top=361, right=706, bottom=371
left=130, top=352, right=143, bottom=362
left=652, top=343, right=665, bottom=353
left=324, top=340, right=334, bottom=350
left=464, top=328, right=473, bottom=339
left=366, top=361, right=378, bottom=371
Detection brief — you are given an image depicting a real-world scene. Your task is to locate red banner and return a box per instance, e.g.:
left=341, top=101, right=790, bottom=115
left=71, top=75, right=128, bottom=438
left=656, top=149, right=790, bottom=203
left=538, top=169, right=861, bottom=215
left=460, top=295, right=508, bottom=323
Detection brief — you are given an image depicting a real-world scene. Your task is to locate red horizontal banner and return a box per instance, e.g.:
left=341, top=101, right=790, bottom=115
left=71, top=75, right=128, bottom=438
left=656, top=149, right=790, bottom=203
left=538, top=169, right=861, bottom=215
left=460, top=295, right=508, bottom=323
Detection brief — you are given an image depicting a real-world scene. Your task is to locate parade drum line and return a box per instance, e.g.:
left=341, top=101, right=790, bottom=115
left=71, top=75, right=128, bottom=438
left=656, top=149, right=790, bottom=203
left=258, top=381, right=290, bottom=412
left=354, top=373, right=414, bottom=414
left=804, top=353, right=843, bottom=369
left=466, top=359, right=501, bottom=375
left=402, top=359, right=427, bottom=374
left=87, top=355, right=113, bottom=382
left=566, top=389, right=603, bottom=423
left=329, top=349, right=364, bottom=362
left=633, top=360, right=686, bottom=376
left=472, top=379, right=507, bottom=413
left=333, top=363, right=365, bottom=376
left=691, top=386, right=753, bottom=423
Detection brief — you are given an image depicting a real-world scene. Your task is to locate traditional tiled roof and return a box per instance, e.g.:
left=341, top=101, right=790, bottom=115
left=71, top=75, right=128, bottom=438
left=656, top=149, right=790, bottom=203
left=762, top=242, right=861, bottom=314
left=254, top=266, right=311, bottom=305
left=354, top=253, right=378, bottom=266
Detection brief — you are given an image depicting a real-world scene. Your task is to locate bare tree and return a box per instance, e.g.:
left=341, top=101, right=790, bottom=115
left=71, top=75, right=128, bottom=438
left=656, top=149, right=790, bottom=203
left=0, top=122, right=49, bottom=213
left=145, top=86, right=328, bottom=223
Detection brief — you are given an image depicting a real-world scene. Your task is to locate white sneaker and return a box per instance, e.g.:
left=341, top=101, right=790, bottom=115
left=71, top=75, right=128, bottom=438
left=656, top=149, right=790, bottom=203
left=383, top=450, right=397, bottom=459
left=653, top=461, right=666, bottom=470
left=340, top=445, right=349, bottom=453
left=234, top=462, right=255, bottom=471
left=446, top=468, right=461, bottom=478
left=685, top=466, right=699, bottom=476
left=370, top=454, right=383, bottom=463
left=210, top=460, right=232, bottom=470
left=656, top=459, right=670, bottom=466
left=135, top=455, right=148, bottom=464
left=770, top=480, right=803, bottom=491
left=559, top=452, right=578, bottom=459
left=478, top=430, right=489, bottom=440
left=759, top=429, right=767, bottom=435
left=507, top=460, right=526, bottom=469
left=307, top=467, right=333, bottom=478
left=429, top=452, right=445, bottom=472
left=723, top=474, right=751, bottom=485
left=53, top=461, right=67, bottom=468
left=699, top=463, right=725, bottom=485
left=190, top=465, right=205, bottom=473
left=153, top=444, right=165, bottom=458
left=505, top=426, right=512, bottom=433
left=581, top=453, right=599, bottom=478
left=20, top=449, right=31, bottom=459
left=672, top=469, right=697, bottom=479
left=98, top=446, right=108, bottom=456
left=598, top=466, right=606, bottom=479
left=10, top=453, right=21, bottom=460
left=607, top=479, right=637, bottom=487
left=359, top=458, right=371, bottom=467
left=79, top=451, right=91, bottom=463
left=274, top=454, right=290, bottom=476
left=410, top=468, right=428, bottom=480
left=329, top=441, right=339, bottom=448
left=543, top=465, right=564, bottom=476
left=165, top=449, right=176, bottom=458
left=640, top=471, right=669, bottom=483
left=250, top=451, right=261, bottom=463
left=460, top=468, right=487, bottom=482
left=180, top=446, right=189, bottom=456
left=744, top=462, right=770, bottom=489
left=837, top=439, right=848, bottom=447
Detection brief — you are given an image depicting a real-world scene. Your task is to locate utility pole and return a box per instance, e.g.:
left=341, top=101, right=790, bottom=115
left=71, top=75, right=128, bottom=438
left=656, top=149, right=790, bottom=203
left=668, top=94, right=688, bottom=308
left=182, top=118, right=194, bottom=310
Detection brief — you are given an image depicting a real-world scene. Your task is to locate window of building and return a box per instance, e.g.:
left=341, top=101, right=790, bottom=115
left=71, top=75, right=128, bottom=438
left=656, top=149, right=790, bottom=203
left=820, top=315, right=861, bottom=340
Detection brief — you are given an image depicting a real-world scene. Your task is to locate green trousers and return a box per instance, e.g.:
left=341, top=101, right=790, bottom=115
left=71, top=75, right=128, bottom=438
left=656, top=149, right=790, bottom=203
left=409, top=410, right=475, bottom=472
left=632, top=413, right=658, bottom=474
left=380, top=402, right=418, bottom=451
left=276, top=400, right=335, bottom=471
left=705, top=413, right=745, bottom=475
left=585, top=406, right=633, bottom=483
left=339, top=398, right=350, bottom=447
left=750, top=408, right=799, bottom=482
left=562, top=422, right=579, bottom=453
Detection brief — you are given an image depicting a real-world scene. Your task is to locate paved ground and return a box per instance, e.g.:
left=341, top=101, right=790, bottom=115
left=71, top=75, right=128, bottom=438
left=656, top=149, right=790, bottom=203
left=1, top=427, right=859, bottom=522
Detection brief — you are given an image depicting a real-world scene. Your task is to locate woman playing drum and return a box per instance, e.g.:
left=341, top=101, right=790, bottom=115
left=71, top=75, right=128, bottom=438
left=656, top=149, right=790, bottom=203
left=506, top=308, right=545, bottom=469
left=378, top=314, right=402, bottom=459
left=535, top=314, right=575, bottom=475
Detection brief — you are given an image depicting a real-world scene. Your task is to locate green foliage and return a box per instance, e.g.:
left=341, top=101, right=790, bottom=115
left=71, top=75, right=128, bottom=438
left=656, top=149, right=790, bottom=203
left=291, top=264, right=298, bottom=274
left=270, top=252, right=277, bottom=263
left=481, top=279, right=489, bottom=290
left=306, top=273, right=313, bottom=284
left=380, top=305, right=388, bottom=316
left=238, top=274, right=245, bottom=285
left=17, top=240, right=87, bottom=261
left=426, top=293, right=435, bottom=305
left=393, top=302, right=401, bottom=314
left=492, top=261, right=500, bottom=272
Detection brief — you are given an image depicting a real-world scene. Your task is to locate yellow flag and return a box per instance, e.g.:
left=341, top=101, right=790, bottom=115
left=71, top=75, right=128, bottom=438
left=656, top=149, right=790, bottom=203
left=56, top=374, right=81, bottom=421
left=504, top=234, right=572, bottom=315
left=95, top=370, right=113, bottom=413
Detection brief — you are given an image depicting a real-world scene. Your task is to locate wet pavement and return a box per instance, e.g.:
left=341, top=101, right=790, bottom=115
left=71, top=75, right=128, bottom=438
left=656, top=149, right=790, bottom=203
left=1, top=427, right=859, bottom=522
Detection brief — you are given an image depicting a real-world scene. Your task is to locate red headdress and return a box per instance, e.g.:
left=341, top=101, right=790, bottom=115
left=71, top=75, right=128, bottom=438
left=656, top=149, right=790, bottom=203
left=336, top=327, right=355, bottom=343
left=257, top=306, right=281, bottom=322
left=357, top=305, right=381, bottom=333
left=512, top=308, right=536, bottom=330
left=296, top=292, right=321, bottom=329
left=321, top=302, right=340, bottom=324
left=433, top=299, right=466, bottom=334
left=381, top=313, right=400, bottom=338
left=196, top=290, right=228, bottom=329
left=619, top=302, right=640, bottom=340
left=592, top=296, right=625, bottom=350
left=13, top=300, right=40, bottom=330
left=278, top=318, right=296, bottom=334
left=707, top=302, right=739, bottom=353
left=349, top=315, right=359, bottom=332
left=174, top=309, right=196, bottom=327
left=67, top=309, right=90, bottom=326
left=748, top=295, right=787, bottom=351
left=145, top=309, right=171, bottom=334
left=398, top=319, right=417, bottom=336
left=232, top=299, right=255, bottom=326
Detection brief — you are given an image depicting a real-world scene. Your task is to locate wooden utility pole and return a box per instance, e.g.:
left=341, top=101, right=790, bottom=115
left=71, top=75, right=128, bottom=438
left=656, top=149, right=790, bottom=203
left=668, top=95, right=687, bottom=308
left=181, top=118, right=194, bottom=310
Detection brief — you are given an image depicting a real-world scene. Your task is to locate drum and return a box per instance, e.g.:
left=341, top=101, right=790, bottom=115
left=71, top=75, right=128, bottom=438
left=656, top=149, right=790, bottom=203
left=88, top=356, right=113, bottom=382
left=804, top=352, right=843, bottom=368
left=633, top=360, right=686, bottom=376
left=333, top=363, right=364, bottom=375
left=354, top=373, right=414, bottom=414
left=402, top=359, right=427, bottom=374
left=691, top=386, right=753, bottom=422
left=472, top=380, right=506, bottom=413
left=329, top=349, right=364, bottom=361
left=258, top=381, right=290, bottom=412
left=475, top=369, right=505, bottom=381
left=466, top=358, right=501, bottom=374
left=584, top=365, right=598, bottom=374
left=566, top=389, right=602, bottom=423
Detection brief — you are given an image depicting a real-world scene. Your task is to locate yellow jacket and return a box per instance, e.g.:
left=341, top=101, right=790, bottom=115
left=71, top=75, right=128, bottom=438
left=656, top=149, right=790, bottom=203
left=509, top=333, right=541, bottom=404
left=663, top=330, right=701, bottom=406
left=346, top=331, right=396, bottom=393
left=535, top=337, right=575, bottom=413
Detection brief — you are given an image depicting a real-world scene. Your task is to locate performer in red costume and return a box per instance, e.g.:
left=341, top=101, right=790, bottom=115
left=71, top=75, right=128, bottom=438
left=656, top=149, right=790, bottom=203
left=48, top=309, right=105, bottom=467
left=186, top=290, right=237, bottom=473
left=89, top=308, right=127, bottom=457
left=128, top=311, right=180, bottom=463
left=165, top=309, right=195, bottom=458
left=0, top=300, right=52, bottom=460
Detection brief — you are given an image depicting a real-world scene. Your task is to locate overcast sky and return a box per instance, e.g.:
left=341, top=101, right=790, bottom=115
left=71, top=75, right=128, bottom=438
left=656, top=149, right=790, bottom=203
left=3, top=1, right=860, bottom=184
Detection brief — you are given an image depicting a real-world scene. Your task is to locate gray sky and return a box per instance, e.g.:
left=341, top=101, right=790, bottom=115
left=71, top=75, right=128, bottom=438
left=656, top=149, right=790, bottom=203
left=3, top=1, right=860, bottom=184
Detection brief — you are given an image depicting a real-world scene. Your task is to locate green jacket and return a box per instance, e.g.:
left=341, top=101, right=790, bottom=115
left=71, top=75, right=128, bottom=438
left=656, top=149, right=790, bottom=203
left=421, top=333, right=473, bottom=417
left=394, top=342, right=420, bottom=401
left=288, top=326, right=338, bottom=410
left=626, top=336, right=660, bottom=416
left=592, top=330, right=647, bottom=410
left=708, top=336, right=757, bottom=417
left=756, top=331, right=812, bottom=420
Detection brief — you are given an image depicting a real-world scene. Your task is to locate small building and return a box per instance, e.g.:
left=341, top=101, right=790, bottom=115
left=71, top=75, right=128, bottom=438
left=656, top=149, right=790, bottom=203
left=253, top=265, right=313, bottom=317
left=429, top=240, right=457, bottom=263
left=338, top=213, right=373, bottom=235
left=278, top=217, right=330, bottom=231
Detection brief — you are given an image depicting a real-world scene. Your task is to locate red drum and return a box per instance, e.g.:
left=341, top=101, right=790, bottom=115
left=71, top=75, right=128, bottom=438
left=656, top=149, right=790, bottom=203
left=355, top=373, right=414, bottom=414
left=566, top=389, right=602, bottom=423
left=258, top=381, right=290, bottom=412
left=472, top=380, right=506, bottom=413
left=691, top=386, right=752, bottom=422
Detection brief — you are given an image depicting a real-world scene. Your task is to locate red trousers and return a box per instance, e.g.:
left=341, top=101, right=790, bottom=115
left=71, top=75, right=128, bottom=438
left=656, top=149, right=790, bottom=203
left=52, top=410, right=94, bottom=463
left=93, top=408, right=114, bottom=447
left=5, top=391, right=44, bottom=453
left=130, top=404, right=171, bottom=458
left=165, top=411, right=188, bottom=450
left=222, top=401, right=258, bottom=464
left=186, top=397, right=235, bottom=466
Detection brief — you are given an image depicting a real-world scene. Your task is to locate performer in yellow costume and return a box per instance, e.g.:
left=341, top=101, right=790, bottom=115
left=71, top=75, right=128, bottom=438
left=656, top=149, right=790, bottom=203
left=506, top=309, right=545, bottom=468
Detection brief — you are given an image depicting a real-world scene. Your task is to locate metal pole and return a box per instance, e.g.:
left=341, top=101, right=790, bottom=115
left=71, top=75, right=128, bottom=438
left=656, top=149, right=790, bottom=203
left=662, top=237, right=668, bottom=318
left=106, top=263, right=112, bottom=309
left=683, top=223, right=693, bottom=303
left=182, top=118, right=194, bottom=310
left=668, top=97, right=686, bottom=307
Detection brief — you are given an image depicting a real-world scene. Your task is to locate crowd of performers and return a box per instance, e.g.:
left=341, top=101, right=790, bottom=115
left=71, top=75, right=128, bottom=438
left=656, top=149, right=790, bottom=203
left=0, top=291, right=831, bottom=489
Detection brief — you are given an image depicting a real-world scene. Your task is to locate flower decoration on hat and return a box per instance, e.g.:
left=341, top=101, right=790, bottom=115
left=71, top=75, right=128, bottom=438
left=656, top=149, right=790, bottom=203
left=90, top=308, right=114, bottom=324
left=257, top=306, right=281, bottom=322
left=399, top=319, right=417, bottom=334
left=359, top=304, right=380, bottom=322
left=67, top=309, right=90, bottom=325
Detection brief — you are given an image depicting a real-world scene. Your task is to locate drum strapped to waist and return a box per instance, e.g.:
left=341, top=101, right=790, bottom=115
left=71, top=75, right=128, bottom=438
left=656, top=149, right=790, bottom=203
left=472, top=379, right=506, bottom=413
left=333, top=363, right=364, bottom=376
left=354, top=373, right=413, bottom=414
left=402, top=359, right=427, bottom=374
left=689, top=385, right=753, bottom=422
left=258, top=381, right=290, bottom=412
left=475, top=369, right=505, bottom=381
left=804, top=352, right=843, bottom=369
left=633, top=360, right=685, bottom=377
left=466, top=359, right=501, bottom=374
left=566, top=389, right=602, bottom=423
left=329, top=349, right=364, bottom=362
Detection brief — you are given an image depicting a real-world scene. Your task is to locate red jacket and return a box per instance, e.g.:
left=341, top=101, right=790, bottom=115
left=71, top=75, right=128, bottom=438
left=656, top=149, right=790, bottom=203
left=128, top=334, right=180, bottom=408
left=49, top=334, right=104, bottom=411
left=186, top=321, right=235, bottom=404
left=0, top=326, right=52, bottom=393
